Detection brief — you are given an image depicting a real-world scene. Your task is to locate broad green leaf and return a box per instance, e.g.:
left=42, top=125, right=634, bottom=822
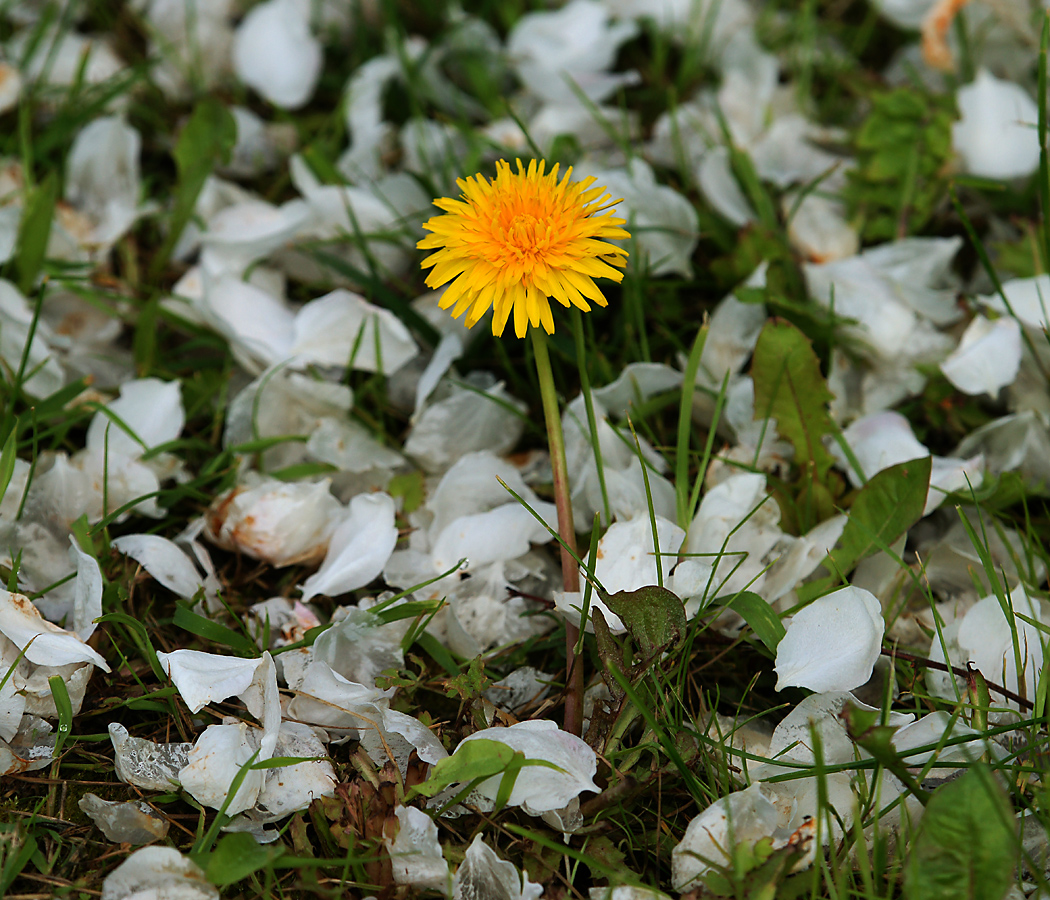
left=725, top=591, right=786, bottom=653
left=602, top=584, right=687, bottom=661
left=824, top=456, right=931, bottom=579
left=13, top=172, right=57, bottom=294
left=904, top=765, right=1016, bottom=900
left=751, top=319, right=836, bottom=480
left=201, top=832, right=283, bottom=886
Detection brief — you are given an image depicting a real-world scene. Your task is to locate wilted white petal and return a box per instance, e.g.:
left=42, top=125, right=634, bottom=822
left=386, top=806, right=450, bottom=895
left=79, top=794, right=169, bottom=845
left=453, top=834, right=542, bottom=900
left=0, top=589, right=109, bottom=671
left=953, top=69, right=1039, bottom=180
left=775, top=586, right=884, bottom=692
left=0, top=716, right=54, bottom=775
left=589, top=515, right=685, bottom=596
left=233, top=0, right=322, bottom=109
left=457, top=719, right=599, bottom=814
left=109, top=723, right=192, bottom=792
left=283, top=659, right=394, bottom=734
left=300, top=492, right=399, bottom=601
left=204, top=477, right=343, bottom=567
left=291, top=289, right=418, bottom=374
left=940, top=315, right=1022, bottom=396
left=253, top=721, right=337, bottom=821
left=785, top=192, right=858, bottom=264
left=100, top=846, right=217, bottom=900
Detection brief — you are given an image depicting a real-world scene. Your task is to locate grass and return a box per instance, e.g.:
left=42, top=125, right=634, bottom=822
left=2, top=0, right=1050, bottom=898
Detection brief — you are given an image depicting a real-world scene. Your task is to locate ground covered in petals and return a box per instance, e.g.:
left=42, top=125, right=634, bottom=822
left=3, top=2, right=1050, bottom=899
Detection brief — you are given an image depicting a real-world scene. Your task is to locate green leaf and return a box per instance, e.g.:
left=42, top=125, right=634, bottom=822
left=601, top=584, right=687, bottom=661
left=201, top=832, right=283, bottom=886
left=48, top=674, right=74, bottom=759
left=13, top=172, right=57, bottom=294
left=0, top=428, right=19, bottom=508
left=724, top=591, right=786, bottom=653
left=823, top=456, right=931, bottom=579
left=904, top=765, right=1016, bottom=900
left=751, top=319, right=836, bottom=480
left=409, top=739, right=517, bottom=799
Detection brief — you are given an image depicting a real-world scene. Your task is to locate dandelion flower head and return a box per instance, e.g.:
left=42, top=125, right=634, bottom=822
left=418, top=159, right=630, bottom=338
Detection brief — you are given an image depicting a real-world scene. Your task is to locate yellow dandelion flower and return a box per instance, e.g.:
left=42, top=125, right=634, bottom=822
left=417, top=158, right=630, bottom=338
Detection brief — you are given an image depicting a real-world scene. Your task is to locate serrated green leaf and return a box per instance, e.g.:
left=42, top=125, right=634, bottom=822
left=824, top=456, right=931, bottom=578
left=602, top=584, right=687, bottom=661
left=904, top=765, right=1016, bottom=900
left=751, top=319, right=836, bottom=480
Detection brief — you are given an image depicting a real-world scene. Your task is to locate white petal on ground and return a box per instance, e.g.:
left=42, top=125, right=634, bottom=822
left=69, top=538, right=102, bottom=641
left=953, top=69, right=1039, bottom=180
left=290, top=288, right=419, bottom=374
left=456, top=719, right=599, bottom=814
left=86, top=377, right=185, bottom=461
left=574, top=159, right=698, bottom=278
left=306, top=417, right=404, bottom=474
left=156, top=650, right=270, bottom=715
left=65, top=115, right=144, bottom=248
left=697, top=147, right=755, bottom=226
left=980, top=274, right=1050, bottom=330
left=430, top=502, right=557, bottom=573
left=178, top=722, right=266, bottom=816
left=956, top=587, right=1045, bottom=706
left=204, top=477, right=343, bottom=567
left=507, top=0, right=638, bottom=106
left=591, top=514, right=686, bottom=595
left=775, top=586, right=885, bottom=692
left=100, top=846, right=217, bottom=900
left=940, top=315, right=1022, bottom=396
left=405, top=375, right=527, bottom=473
left=0, top=62, right=22, bottom=114
left=111, top=534, right=214, bottom=603
left=453, top=834, right=543, bottom=900
left=0, top=716, right=54, bottom=776
left=672, top=782, right=781, bottom=890
left=198, top=275, right=295, bottom=373
left=0, top=589, right=109, bottom=671
left=233, top=0, right=322, bottom=110
left=253, top=722, right=337, bottom=821
left=386, top=806, right=451, bottom=895
left=300, top=492, right=399, bottom=601
left=0, top=280, right=64, bottom=397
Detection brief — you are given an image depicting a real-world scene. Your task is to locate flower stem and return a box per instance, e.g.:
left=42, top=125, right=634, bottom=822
left=530, top=327, right=584, bottom=736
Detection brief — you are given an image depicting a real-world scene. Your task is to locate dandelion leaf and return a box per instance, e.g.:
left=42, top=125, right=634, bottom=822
left=904, top=765, right=1016, bottom=900
left=751, top=319, right=835, bottom=481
